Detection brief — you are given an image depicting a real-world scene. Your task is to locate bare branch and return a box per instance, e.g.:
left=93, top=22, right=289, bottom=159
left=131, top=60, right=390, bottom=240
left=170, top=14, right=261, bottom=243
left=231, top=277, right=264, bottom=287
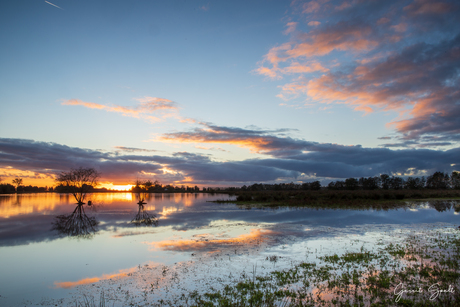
left=55, top=167, right=100, bottom=204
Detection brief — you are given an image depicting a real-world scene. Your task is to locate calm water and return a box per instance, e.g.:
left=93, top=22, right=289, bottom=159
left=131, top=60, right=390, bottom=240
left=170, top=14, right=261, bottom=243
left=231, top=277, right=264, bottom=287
left=0, top=193, right=458, bottom=306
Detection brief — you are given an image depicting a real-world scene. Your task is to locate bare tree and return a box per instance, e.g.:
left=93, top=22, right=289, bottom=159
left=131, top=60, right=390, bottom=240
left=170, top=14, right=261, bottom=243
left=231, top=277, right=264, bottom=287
left=12, top=178, right=23, bottom=191
left=55, top=167, right=100, bottom=204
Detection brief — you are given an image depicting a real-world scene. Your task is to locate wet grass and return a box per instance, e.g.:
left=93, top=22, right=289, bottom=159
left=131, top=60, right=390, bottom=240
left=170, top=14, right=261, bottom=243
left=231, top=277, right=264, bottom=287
left=75, top=291, right=106, bottom=307
left=154, top=227, right=460, bottom=306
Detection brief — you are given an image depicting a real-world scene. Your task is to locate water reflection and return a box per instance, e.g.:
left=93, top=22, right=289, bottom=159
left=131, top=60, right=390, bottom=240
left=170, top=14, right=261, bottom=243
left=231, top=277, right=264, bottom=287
left=131, top=193, right=159, bottom=226
left=1, top=194, right=459, bottom=247
left=429, top=200, right=460, bottom=212
left=150, top=229, right=276, bottom=253
left=51, top=203, right=98, bottom=238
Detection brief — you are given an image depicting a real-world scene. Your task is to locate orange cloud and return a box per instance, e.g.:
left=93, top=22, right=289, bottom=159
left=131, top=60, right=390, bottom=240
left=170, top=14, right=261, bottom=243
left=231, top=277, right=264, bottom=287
left=161, top=130, right=273, bottom=153
left=254, top=23, right=378, bottom=80
left=0, top=168, right=56, bottom=188
left=281, top=61, right=329, bottom=74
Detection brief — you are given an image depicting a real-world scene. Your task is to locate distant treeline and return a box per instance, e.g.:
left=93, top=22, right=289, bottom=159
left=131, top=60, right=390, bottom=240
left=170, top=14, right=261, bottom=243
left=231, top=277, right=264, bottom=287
left=131, top=180, right=201, bottom=193
left=0, top=184, right=51, bottom=194
left=239, top=171, right=460, bottom=192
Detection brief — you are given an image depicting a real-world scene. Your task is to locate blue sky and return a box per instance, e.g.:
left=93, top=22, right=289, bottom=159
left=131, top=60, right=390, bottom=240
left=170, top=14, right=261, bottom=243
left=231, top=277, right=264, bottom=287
left=1, top=0, right=459, bottom=187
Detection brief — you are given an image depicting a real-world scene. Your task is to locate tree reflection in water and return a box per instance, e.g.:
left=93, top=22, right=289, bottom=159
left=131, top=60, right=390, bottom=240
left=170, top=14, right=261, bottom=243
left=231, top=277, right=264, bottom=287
left=131, top=192, right=159, bottom=226
left=52, top=203, right=98, bottom=238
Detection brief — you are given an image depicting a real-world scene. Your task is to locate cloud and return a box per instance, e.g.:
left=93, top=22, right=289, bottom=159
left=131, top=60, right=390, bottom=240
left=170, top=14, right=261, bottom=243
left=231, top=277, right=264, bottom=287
left=160, top=122, right=305, bottom=155
left=305, top=35, right=460, bottom=141
left=255, top=0, right=460, bottom=147
left=158, top=123, right=460, bottom=178
left=199, top=4, right=210, bottom=11
left=404, top=0, right=453, bottom=16
left=284, top=22, right=298, bottom=35
left=195, top=146, right=228, bottom=152
left=302, top=1, right=321, bottom=14
left=1, top=135, right=459, bottom=186
left=114, top=146, right=159, bottom=153
left=62, top=97, right=178, bottom=123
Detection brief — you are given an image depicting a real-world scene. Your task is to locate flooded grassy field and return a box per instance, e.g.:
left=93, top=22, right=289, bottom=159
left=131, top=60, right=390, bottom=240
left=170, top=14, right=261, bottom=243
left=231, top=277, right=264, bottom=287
left=0, top=193, right=459, bottom=306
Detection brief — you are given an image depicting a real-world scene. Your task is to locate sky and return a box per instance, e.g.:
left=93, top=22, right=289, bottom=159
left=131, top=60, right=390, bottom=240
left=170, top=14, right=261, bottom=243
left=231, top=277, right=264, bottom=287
left=0, top=0, right=459, bottom=189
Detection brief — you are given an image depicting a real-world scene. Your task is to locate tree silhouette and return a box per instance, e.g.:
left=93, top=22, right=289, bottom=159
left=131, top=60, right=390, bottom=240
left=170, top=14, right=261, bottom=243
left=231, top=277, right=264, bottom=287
left=12, top=178, right=23, bottom=191
left=451, top=171, right=460, bottom=189
left=131, top=203, right=159, bottom=226
left=55, top=167, right=100, bottom=204
left=426, top=171, right=449, bottom=189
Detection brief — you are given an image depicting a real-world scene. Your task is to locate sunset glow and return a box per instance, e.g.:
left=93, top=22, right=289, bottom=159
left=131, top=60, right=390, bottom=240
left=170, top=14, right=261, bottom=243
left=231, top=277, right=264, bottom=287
left=99, top=183, right=135, bottom=191
left=150, top=229, right=276, bottom=252
left=54, top=267, right=139, bottom=289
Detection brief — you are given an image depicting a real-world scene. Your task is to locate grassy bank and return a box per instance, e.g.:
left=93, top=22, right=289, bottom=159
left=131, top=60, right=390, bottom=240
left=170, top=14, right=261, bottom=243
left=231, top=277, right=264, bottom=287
left=212, top=190, right=460, bottom=210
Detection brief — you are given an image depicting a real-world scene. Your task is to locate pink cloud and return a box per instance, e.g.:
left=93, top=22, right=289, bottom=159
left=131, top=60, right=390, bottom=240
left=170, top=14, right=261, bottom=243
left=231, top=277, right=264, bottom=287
left=391, top=23, right=408, bottom=33
left=302, top=1, right=321, bottom=13
left=199, top=4, right=210, bottom=11
left=335, top=1, right=351, bottom=11
left=377, top=17, right=390, bottom=25
left=255, top=0, right=460, bottom=145
left=254, top=23, right=377, bottom=79
left=62, top=97, right=178, bottom=122
left=283, top=22, right=298, bottom=35
left=404, top=0, right=452, bottom=15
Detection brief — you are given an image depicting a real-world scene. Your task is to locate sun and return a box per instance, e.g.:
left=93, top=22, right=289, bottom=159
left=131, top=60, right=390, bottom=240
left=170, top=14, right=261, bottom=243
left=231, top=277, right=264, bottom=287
left=99, top=183, right=134, bottom=191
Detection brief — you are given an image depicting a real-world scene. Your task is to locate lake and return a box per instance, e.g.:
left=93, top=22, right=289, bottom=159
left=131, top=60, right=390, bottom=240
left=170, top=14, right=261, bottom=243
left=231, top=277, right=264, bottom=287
left=0, top=193, right=458, bottom=306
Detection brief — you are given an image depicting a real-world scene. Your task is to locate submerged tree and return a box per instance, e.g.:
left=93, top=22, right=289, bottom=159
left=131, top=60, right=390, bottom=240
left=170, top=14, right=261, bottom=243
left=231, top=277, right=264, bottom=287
left=52, top=203, right=98, bottom=238
left=131, top=203, right=159, bottom=226
left=130, top=179, right=159, bottom=226
left=55, top=167, right=100, bottom=204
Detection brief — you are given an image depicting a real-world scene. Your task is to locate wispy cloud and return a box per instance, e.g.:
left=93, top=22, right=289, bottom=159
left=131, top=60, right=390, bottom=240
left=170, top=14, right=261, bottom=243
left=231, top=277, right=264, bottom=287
left=45, top=1, right=63, bottom=10
left=114, top=146, right=159, bottom=153
left=62, top=97, right=178, bottom=123
left=283, top=22, right=298, bottom=35
left=199, top=4, right=210, bottom=11
left=195, top=146, right=229, bottom=152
